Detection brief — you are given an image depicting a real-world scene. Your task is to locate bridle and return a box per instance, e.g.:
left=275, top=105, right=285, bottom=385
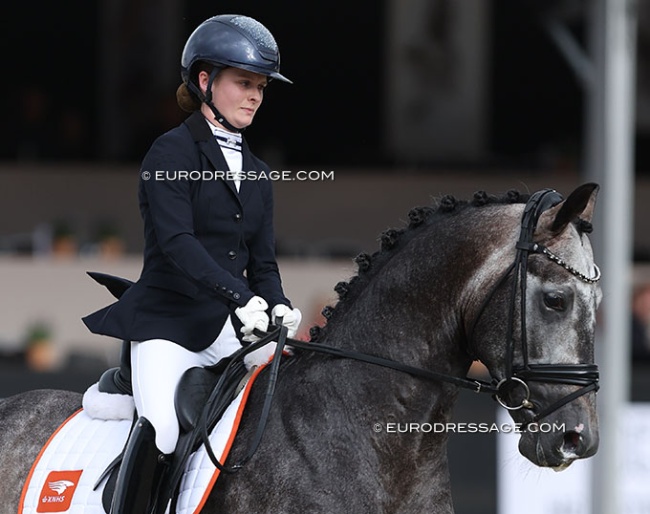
left=473, top=188, right=601, bottom=423
left=199, top=189, right=601, bottom=472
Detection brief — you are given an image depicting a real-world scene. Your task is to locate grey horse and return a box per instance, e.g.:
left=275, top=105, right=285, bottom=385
left=0, top=184, right=601, bottom=514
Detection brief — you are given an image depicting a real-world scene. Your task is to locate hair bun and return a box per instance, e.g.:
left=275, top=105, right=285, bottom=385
left=176, top=83, right=201, bottom=112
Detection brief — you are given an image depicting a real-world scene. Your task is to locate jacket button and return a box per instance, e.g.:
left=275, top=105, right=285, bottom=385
left=234, top=213, right=242, bottom=222
left=228, top=250, right=237, bottom=260
left=233, top=292, right=241, bottom=300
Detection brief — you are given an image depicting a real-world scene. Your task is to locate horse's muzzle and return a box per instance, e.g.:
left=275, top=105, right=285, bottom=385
left=519, top=419, right=599, bottom=469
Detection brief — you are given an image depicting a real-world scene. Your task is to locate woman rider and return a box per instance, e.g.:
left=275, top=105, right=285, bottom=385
left=83, top=14, right=301, bottom=513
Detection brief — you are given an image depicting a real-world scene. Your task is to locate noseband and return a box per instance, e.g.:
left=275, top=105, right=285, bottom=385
left=478, top=189, right=601, bottom=423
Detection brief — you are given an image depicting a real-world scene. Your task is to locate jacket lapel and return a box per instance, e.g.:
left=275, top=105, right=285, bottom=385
left=238, top=139, right=257, bottom=206
left=184, top=112, right=241, bottom=202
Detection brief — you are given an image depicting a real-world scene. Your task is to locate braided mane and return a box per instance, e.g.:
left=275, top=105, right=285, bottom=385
left=307, top=189, right=532, bottom=342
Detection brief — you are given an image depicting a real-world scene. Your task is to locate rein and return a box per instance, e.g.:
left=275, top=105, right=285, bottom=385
left=197, top=324, right=500, bottom=474
left=198, top=189, right=601, bottom=472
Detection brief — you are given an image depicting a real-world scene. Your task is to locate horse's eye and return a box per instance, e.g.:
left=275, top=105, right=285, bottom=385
left=543, top=292, right=566, bottom=311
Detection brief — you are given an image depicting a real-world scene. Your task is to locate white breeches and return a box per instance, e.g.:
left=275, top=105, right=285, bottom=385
left=130, top=317, right=241, bottom=453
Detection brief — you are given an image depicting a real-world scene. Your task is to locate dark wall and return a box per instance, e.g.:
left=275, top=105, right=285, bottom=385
left=3, top=1, right=650, bottom=171
left=3, top=1, right=99, bottom=161
left=1, top=1, right=386, bottom=167
left=490, top=0, right=584, bottom=169
left=185, top=1, right=386, bottom=168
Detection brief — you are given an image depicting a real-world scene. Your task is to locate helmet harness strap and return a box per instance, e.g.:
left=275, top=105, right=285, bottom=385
left=188, top=67, right=243, bottom=133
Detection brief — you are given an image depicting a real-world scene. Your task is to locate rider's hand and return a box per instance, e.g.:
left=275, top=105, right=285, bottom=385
left=271, top=304, right=302, bottom=338
left=235, top=296, right=269, bottom=342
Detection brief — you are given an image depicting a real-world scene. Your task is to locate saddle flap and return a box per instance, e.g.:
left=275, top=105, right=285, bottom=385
left=175, top=367, right=220, bottom=433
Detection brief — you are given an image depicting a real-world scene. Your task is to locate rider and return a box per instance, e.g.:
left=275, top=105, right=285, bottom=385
left=82, top=14, right=301, bottom=513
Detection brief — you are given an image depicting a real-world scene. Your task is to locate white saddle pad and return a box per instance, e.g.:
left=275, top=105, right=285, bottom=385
left=19, top=365, right=266, bottom=514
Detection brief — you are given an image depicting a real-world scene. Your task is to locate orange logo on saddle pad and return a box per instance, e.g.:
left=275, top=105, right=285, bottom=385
left=36, top=470, right=83, bottom=513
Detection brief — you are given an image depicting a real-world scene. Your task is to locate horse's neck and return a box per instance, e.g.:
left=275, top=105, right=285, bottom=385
left=289, top=337, right=460, bottom=510
left=322, top=238, right=473, bottom=371
left=314, top=324, right=466, bottom=426
left=243, top=216, right=516, bottom=511
left=306, top=253, right=472, bottom=466
left=287, top=212, right=519, bottom=487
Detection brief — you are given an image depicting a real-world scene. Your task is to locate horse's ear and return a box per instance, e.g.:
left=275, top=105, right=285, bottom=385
left=536, top=183, right=600, bottom=237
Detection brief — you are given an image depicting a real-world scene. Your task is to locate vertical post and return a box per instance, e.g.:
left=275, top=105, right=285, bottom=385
left=587, top=1, right=637, bottom=513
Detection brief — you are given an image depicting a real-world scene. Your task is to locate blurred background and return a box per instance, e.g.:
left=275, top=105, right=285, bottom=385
left=1, top=0, right=650, bottom=512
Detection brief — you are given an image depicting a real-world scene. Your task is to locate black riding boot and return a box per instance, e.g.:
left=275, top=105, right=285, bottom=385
left=98, top=340, right=133, bottom=395
left=110, top=417, right=169, bottom=514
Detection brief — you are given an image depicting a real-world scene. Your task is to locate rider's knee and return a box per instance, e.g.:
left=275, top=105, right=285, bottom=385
left=147, top=415, right=180, bottom=454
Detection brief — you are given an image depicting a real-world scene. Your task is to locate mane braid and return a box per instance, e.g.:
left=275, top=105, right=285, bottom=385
left=307, top=190, right=531, bottom=342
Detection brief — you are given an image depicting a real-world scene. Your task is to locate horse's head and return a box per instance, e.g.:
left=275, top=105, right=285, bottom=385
left=469, top=183, right=601, bottom=469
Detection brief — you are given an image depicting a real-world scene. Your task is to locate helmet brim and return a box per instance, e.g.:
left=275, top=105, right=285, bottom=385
left=269, top=71, right=292, bottom=84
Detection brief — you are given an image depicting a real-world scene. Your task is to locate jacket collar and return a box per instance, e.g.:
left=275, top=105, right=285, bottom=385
left=184, top=111, right=250, bottom=202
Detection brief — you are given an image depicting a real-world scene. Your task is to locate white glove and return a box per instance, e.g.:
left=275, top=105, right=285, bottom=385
left=235, top=296, right=269, bottom=342
left=272, top=304, right=302, bottom=338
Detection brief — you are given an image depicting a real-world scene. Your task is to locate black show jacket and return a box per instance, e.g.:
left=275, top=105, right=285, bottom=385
left=83, top=111, right=290, bottom=351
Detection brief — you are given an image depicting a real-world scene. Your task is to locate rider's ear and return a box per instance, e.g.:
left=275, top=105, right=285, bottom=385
left=536, top=183, right=600, bottom=238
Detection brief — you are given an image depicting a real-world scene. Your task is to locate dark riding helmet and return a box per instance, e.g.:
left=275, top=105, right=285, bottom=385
left=181, top=14, right=292, bottom=85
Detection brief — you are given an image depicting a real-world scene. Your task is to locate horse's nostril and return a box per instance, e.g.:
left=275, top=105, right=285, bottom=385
left=562, top=431, right=583, bottom=455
